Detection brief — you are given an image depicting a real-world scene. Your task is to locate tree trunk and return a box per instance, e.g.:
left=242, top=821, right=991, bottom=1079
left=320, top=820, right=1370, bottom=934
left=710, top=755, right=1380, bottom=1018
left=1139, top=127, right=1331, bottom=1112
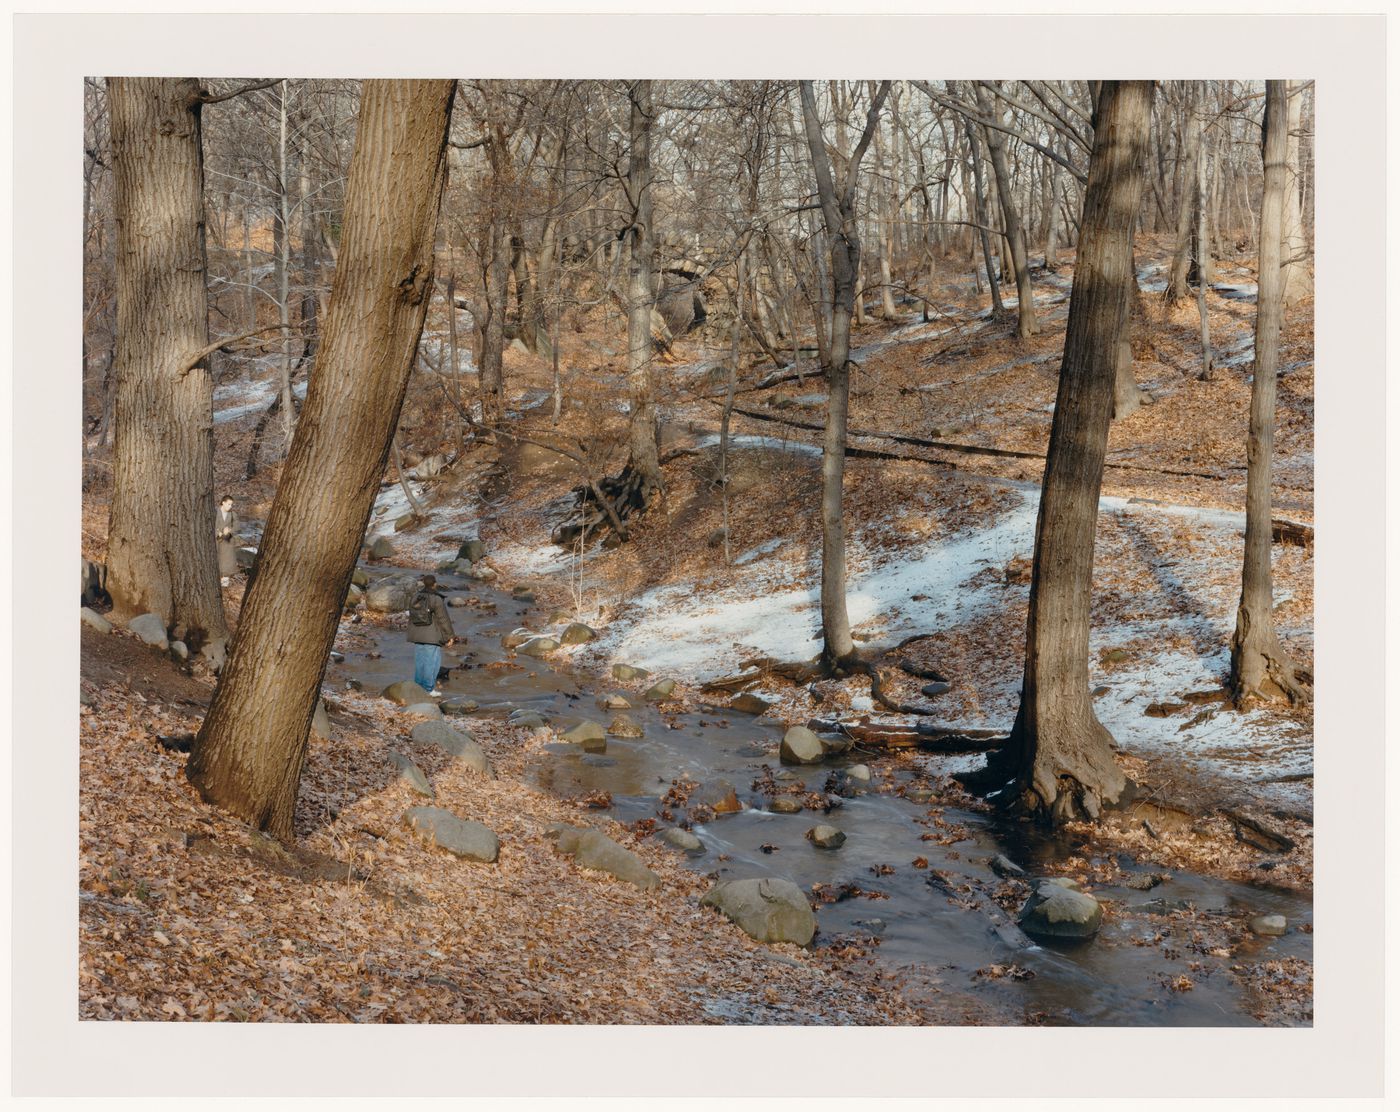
left=480, top=218, right=508, bottom=424
left=963, top=81, right=1153, bottom=825
left=799, top=79, right=890, bottom=673
left=1228, top=81, right=1310, bottom=707
left=187, top=78, right=456, bottom=841
left=974, top=83, right=1037, bottom=337
left=1195, top=110, right=1214, bottom=381
left=958, top=94, right=1002, bottom=314
left=623, top=79, right=662, bottom=496
left=1281, top=80, right=1312, bottom=307
left=105, top=77, right=229, bottom=660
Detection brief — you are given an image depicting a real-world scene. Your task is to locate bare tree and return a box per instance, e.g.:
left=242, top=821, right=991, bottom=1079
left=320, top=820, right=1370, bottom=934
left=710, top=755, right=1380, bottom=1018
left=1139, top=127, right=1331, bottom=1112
left=973, top=82, right=1037, bottom=338
left=799, top=78, right=891, bottom=673
left=622, top=79, right=663, bottom=499
left=960, top=81, right=1154, bottom=824
left=1280, top=79, right=1313, bottom=307
left=1227, top=80, right=1310, bottom=707
left=104, top=77, right=230, bottom=661
left=188, top=79, right=457, bottom=840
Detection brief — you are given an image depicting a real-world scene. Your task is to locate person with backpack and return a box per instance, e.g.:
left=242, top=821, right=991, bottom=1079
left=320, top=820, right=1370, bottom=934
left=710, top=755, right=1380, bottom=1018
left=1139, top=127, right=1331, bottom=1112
left=407, top=574, right=455, bottom=695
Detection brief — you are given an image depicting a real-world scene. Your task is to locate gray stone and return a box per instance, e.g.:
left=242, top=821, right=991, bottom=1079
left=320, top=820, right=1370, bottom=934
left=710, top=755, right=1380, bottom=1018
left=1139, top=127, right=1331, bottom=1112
left=452, top=559, right=475, bottom=576
left=598, top=693, right=632, bottom=710
left=1250, top=914, right=1287, bottom=937
left=501, top=628, right=535, bottom=650
left=382, top=680, right=432, bottom=706
left=403, top=703, right=442, bottom=719
left=403, top=807, right=498, bottom=863
left=410, top=720, right=491, bottom=775
left=507, top=708, right=547, bottom=730
left=921, top=681, right=952, bottom=698
left=845, top=763, right=872, bottom=784
left=1018, top=882, right=1103, bottom=941
left=509, top=337, right=529, bottom=354
left=365, top=576, right=417, bottom=612
left=692, top=780, right=742, bottom=815
left=729, top=692, right=771, bottom=715
left=351, top=568, right=369, bottom=588
left=818, top=733, right=854, bottom=757
left=562, top=720, right=607, bottom=749
left=905, top=787, right=935, bottom=804
left=660, top=827, right=705, bottom=855
left=169, top=640, right=189, bottom=661
left=470, top=564, right=498, bottom=582
left=546, top=824, right=659, bottom=891
left=311, top=700, right=331, bottom=740
left=699, top=877, right=816, bottom=946
left=413, top=453, right=447, bottom=480
left=517, top=636, right=560, bottom=657
left=367, top=535, right=395, bottom=559
left=440, top=697, right=478, bottom=715
left=806, top=824, right=846, bottom=849
left=80, top=607, right=112, bottom=634
left=126, top=612, right=169, bottom=650
left=559, top=622, right=598, bottom=645
left=770, top=797, right=803, bottom=814
left=389, top=751, right=434, bottom=798
left=236, top=547, right=258, bottom=570
left=393, top=513, right=417, bottom=533
left=344, top=584, right=363, bottom=607
left=643, top=679, right=677, bottom=702
left=612, top=663, right=650, bottom=682
left=779, top=726, right=824, bottom=765
left=447, top=595, right=468, bottom=608
left=457, top=539, right=487, bottom=563
left=607, top=713, right=644, bottom=738
left=989, top=854, right=1026, bottom=879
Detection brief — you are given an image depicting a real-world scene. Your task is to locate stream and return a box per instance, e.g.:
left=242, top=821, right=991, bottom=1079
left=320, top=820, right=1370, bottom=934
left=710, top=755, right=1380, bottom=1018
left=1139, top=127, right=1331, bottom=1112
left=330, top=560, right=1312, bottom=1027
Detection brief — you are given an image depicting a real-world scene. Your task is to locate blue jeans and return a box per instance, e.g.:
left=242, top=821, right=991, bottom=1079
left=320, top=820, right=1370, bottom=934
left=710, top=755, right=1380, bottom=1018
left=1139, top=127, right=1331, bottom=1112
left=413, top=643, right=443, bottom=691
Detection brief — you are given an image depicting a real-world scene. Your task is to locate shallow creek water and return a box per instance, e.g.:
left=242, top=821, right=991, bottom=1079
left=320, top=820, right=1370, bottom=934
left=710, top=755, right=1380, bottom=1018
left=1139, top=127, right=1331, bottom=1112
left=330, top=561, right=1312, bottom=1027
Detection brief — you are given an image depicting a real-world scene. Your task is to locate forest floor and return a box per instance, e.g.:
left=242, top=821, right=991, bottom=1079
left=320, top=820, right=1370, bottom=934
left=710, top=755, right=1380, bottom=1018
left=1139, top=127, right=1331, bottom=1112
left=79, top=237, right=1314, bottom=1024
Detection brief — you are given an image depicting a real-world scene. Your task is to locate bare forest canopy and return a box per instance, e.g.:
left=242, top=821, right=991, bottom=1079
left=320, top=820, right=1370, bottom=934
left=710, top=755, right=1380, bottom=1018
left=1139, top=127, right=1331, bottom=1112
left=81, top=77, right=1313, bottom=443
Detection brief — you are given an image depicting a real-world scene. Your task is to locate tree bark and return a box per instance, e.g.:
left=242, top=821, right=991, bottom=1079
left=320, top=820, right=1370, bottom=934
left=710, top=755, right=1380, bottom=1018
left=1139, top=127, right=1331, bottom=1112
left=1228, top=80, right=1310, bottom=707
left=974, top=83, right=1037, bottom=337
left=1164, top=85, right=1202, bottom=306
left=799, top=79, right=890, bottom=673
left=623, top=79, right=662, bottom=496
left=1281, top=80, right=1313, bottom=307
left=187, top=79, right=456, bottom=841
left=963, top=81, right=1154, bottom=825
left=105, top=77, right=230, bottom=660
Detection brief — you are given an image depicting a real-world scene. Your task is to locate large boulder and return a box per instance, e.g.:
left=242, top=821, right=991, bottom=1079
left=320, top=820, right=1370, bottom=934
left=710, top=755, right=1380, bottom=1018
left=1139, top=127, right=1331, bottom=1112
left=311, top=699, right=331, bottom=740
left=382, top=680, right=432, bottom=706
left=659, top=827, right=705, bottom=855
left=779, top=726, right=824, bottom=765
left=546, top=824, right=659, bottom=891
left=806, top=824, right=846, bottom=849
left=643, top=679, right=677, bottom=702
left=403, top=807, right=499, bottom=863
left=410, top=720, right=491, bottom=775
left=365, top=576, right=417, bottom=613
left=457, top=539, right=486, bottom=563
left=1017, top=882, right=1103, bottom=941
left=729, top=692, right=771, bottom=716
left=367, top=535, right=395, bottom=559
left=612, top=663, right=650, bottom=682
left=80, top=607, right=112, bottom=634
left=607, top=713, right=644, bottom=738
left=517, top=636, right=560, bottom=658
left=126, top=612, right=169, bottom=651
left=700, top=877, right=815, bottom=946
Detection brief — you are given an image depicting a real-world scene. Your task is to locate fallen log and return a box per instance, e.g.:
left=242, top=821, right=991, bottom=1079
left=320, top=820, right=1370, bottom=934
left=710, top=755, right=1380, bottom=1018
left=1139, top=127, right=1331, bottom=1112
left=1271, top=518, right=1314, bottom=547
left=1221, top=808, right=1296, bottom=853
left=808, top=716, right=1008, bottom=753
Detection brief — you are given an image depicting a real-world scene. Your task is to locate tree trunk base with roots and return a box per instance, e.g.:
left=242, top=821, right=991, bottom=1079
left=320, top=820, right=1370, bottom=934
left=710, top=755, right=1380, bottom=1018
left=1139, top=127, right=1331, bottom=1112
left=1229, top=619, right=1311, bottom=709
left=552, top=461, right=660, bottom=548
left=956, top=707, right=1126, bottom=825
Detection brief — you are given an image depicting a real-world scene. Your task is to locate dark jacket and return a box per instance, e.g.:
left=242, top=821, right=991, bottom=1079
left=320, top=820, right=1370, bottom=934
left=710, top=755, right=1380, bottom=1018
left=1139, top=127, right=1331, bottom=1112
left=407, top=588, right=455, bottom=646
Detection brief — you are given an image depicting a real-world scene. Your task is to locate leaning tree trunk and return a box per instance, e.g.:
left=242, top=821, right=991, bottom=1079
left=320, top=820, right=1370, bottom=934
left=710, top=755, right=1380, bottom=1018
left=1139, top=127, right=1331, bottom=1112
left=105, top=77, right=229, bottom=661
left=1228, top=80, right=1310, bottom=707
left=1280, top=80, right=1313, bottom=307
left=623, top=79, right=663, bottom=499
left=187, top=79, right=456, bottom=841
left=958, top=101, right=1002, bottom=314
left=974, top=83, right=1037, bottom=338
left=962, top=81, right=1154, bottom=825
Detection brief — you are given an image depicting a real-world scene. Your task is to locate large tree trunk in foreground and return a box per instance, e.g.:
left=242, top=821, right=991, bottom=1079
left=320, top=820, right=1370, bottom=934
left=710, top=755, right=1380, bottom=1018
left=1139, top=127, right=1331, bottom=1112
left=974, top=83, right=1037, bottom=338
left=800, top=79, right=890, bottom=673
left=962, top=81, right=1153, bottom=825
left=105, top=77, right=229, bottom=660
left=188, top=79, right=456, bottom=841
left=1228, top=80, right=1310, bottom=707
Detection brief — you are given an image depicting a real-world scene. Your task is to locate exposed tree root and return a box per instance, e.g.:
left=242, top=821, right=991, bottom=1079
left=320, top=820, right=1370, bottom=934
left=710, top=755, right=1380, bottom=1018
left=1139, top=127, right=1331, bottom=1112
left=551, top=461, right=658, bottom=548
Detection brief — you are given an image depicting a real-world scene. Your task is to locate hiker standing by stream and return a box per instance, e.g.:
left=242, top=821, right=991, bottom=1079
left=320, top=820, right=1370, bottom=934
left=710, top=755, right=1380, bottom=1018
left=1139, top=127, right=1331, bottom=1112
left=216, top=495, right=239, bottom=587
left=407, top=574, right=455, bottom=695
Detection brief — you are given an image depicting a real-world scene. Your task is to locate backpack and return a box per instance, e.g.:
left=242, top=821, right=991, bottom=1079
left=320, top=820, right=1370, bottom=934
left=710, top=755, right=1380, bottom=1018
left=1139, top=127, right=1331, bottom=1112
left=408, top=590, right=436, bottom=627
